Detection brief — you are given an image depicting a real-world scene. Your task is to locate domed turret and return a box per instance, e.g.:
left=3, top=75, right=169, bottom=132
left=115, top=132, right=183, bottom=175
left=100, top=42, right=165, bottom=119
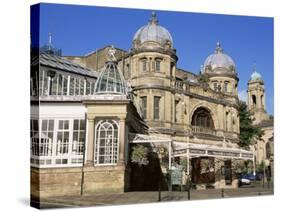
left=250, top=71, right=262, bottom=81
left=94, top=46, right=127, bottom=96
left=202, top=42, right=238, bottom=95
left=203, top=42, right=236, bottom=76
left=247, top=64, right=268, bottom=124
left=132, top=12, right=173, bottom=49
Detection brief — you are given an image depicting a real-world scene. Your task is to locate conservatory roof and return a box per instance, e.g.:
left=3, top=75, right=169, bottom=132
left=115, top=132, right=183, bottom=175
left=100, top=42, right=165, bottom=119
left=32, top=53, right=98, bottom=78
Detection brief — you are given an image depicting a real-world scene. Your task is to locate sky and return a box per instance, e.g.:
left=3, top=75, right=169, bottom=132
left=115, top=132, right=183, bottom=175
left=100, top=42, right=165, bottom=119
left=32, top=3, right=274, bottom=115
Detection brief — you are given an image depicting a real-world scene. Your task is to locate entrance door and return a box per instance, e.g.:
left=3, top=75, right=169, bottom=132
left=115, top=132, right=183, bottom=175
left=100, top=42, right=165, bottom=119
left=224, top=160, right=232, bottom=185
left=191, top=157, right=215, bottom=184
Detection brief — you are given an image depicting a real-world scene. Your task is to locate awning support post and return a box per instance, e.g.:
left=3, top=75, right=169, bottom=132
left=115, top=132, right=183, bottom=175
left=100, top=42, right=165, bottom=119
left=168, top=141, right=171, bottom=170
left=253, top=152, right=256, bottom=176
left=186, top=148, right=190, bottom=176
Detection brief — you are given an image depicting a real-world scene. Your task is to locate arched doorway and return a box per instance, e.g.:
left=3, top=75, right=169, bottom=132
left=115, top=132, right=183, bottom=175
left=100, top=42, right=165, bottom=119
left=191, top=107, right=216, bottom=187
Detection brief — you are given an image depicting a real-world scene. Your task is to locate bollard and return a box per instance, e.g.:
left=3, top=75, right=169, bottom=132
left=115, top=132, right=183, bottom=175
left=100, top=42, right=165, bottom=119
left=158, top=174, right=162, bottom=202
left=187, top=187, right=191, bottom=200
left=221, top=188, right=224, bottom=198
left=158, top=187, right=161, bottom=201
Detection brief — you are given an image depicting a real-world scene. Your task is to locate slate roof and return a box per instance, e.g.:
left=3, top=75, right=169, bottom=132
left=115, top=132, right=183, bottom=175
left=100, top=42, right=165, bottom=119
left=31, top=53, right=98, bottom=78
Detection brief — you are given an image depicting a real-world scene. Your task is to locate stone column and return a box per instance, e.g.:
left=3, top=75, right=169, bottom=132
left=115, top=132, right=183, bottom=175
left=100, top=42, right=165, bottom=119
left=217, top=104, right=224, bottom=135
left=257, top=91, right=262, bottom=109
left=85, top=116, right=95, bottom=165
left=118, top=116, right=126, bottom=165
left=184, top=95, right=190, bottom=132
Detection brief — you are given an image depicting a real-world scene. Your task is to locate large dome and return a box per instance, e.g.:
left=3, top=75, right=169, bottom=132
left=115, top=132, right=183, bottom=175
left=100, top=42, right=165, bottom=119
left=203, top=42, right=236, bottom=73
left=133, top=12, right=173, bottom=47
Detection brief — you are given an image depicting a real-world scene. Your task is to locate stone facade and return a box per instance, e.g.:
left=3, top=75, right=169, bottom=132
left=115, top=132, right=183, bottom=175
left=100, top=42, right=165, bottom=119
left=247, top=72, right=274, bottom=180
left=58, top=14, right=243, bottom=190
left=31, top=13, right=273, bottom=201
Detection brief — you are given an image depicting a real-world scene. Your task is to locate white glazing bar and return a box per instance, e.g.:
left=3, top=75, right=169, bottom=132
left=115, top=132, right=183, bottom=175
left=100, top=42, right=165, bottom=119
left=186, top=148, right=190, bottom=175
left=168, top=141, right=171, bottom=170
left=41, top=70, right=45, bottom=96
left=84, top=79, right=86, bottom=96
left=67, top=75, right=70, bottom=96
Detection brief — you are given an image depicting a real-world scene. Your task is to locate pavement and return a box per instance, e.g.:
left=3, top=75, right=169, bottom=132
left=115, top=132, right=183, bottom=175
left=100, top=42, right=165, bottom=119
left=34, top=184, right=273, bottom=209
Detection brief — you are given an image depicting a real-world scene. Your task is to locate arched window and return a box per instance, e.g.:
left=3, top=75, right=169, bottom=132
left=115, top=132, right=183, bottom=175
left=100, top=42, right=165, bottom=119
left=94, top=120, right=119, bottom=165
left=191, top=107, right=214, bottom=129
left=252, top=95, right=256, bottom=107
left=155, top=60, right=161, bottom=72
left=141, top=59, right=147, bottom=71
left=224, top=81, right=228, bottom=92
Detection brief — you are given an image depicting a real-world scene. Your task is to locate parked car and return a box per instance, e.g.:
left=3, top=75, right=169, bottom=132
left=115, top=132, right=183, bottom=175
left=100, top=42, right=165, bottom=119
left=238, top=173, right=256, bottom=187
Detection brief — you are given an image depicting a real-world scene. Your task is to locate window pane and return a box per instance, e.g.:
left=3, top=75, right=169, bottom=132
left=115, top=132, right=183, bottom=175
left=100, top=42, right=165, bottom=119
left=75, top=79, right=79, bottom=95
left=51, top=75, right=58, bottom=95
left=63, top=76, right=68, bottom=95
left=49, top=120, right=54, bottom=130
left=80, top=79, right=84, bottom=95
left=70, top=77, right=74, bottom=95
left=79, top=131, right=85, bottom=141
left=59, top=120, right=63, bottom=129
left=43, top=71, right=49, bottom=96
left=33, top=120, right=38, bottom=131
left=73, top=120, right=79, bottom=130
left=42, top=120, right=48, bottom=131
left=142, top=60, right=147, bottom=71
left=140, top=97, right=147, bottom=119
left=86, top=80, right=91, bottom=95
left=64, top=120, right=69, bottom=129
left=154, top=96, right=161, bottom=119
left=73, top=132, right=78, bottom=142
left=57, top=74, right=63, bottom=95
left=80, top=120, right=85, bottom=130
left=156, top=60, right=161, bottom=71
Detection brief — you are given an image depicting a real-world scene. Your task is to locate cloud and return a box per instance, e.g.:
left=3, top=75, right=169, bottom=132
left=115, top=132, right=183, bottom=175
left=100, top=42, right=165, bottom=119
left=238, top=89, right=248, bottom=102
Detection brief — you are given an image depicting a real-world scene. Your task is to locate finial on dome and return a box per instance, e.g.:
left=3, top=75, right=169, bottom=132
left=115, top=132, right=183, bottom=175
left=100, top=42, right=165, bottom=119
left=107, top=45, right=117, bottom=62
left=48, top=32, right=52, bottom=51
left=215, top=41, right=223, bottom=53
left=149, top=12, right=158, bottom=25
left=250, top=63, right=262, bottom=81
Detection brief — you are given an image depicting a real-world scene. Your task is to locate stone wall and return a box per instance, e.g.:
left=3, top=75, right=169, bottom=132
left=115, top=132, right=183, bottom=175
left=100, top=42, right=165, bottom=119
left=31, top=165, right=127, bottom=198
left=31, top=167, right=83, bottom=198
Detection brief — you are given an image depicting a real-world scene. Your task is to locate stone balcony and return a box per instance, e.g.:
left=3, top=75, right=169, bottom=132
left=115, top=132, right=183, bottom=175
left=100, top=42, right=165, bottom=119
left=191, top=125, right=217, bottom=136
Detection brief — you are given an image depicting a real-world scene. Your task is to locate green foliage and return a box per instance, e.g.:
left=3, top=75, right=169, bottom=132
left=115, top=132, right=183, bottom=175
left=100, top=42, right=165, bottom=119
left=131, top=144, right=149, bottom=166
left=256, top=161, right=265, bottom=172
left=238, top=101, right=264, bottom=147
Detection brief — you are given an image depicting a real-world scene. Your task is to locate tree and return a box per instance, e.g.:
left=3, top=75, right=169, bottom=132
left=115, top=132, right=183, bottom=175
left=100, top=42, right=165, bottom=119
left=238, top=101, right=263, bottom=147
left=131, top=144, right=149, bottom=166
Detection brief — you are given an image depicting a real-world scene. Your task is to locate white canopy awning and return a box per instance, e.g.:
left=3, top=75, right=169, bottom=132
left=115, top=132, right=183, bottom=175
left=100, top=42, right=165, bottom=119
left=129, top=133, right=254, bottom=161
left=172, top=141, right=254, bottom=160
left=129, top=132, right=255, bottom=174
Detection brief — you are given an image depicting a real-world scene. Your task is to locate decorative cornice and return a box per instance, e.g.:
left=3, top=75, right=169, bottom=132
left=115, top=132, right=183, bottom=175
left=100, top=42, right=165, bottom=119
left=133, top=84, right=238, bottom=108
left=206, top=71, right=239, bottom=81
left=130, top=47, right=178, bottom=61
